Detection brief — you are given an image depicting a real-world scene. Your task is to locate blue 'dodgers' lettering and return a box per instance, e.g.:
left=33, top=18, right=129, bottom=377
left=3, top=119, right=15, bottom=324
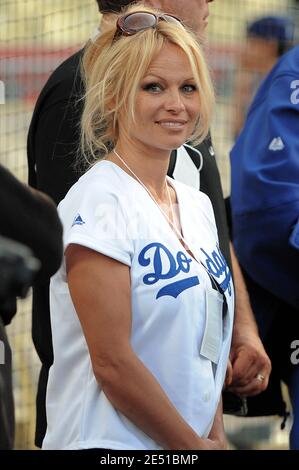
left=200, top=245, right=232, bottom=296
left=157, top=277, right=200, bottom=299
left=138, top=243, right=199, bottom=299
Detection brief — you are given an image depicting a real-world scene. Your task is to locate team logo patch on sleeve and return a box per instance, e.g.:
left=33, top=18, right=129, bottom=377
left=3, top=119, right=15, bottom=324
left=72, top=213, right=85, bottom=227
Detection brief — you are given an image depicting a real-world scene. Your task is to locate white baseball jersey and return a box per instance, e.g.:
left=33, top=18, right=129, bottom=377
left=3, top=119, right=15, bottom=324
left=43, top=160, right=234, bottom=450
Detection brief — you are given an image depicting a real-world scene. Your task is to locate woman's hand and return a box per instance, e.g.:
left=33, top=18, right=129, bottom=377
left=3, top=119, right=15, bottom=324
left=224, top=358, right=233, bottom=389
left=199, top=437, right=227, bottom=450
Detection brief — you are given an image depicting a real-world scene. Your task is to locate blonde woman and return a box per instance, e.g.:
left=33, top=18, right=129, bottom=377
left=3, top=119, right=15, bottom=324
left=43, top=5, right=234, bottom=450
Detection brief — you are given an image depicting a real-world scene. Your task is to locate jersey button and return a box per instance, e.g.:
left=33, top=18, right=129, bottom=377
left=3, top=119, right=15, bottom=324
left=203, top=391, right=211, bottom=402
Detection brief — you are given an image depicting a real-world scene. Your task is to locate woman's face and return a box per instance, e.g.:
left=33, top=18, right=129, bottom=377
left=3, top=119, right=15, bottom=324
left=120, top=43, right=201, bottom=154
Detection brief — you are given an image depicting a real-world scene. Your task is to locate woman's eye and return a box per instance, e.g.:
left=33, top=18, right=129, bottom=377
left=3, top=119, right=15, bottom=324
left=182, top=84, right=197, bottom=93
left=143, top=83, right=163, bottom=93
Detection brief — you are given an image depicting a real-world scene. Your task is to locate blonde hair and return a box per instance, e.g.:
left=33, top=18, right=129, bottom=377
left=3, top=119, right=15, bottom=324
left=80, top=4, right=215, bottom=167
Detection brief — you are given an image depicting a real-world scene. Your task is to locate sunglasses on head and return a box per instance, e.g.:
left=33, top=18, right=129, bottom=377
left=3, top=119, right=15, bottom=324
left=114, top=11, right=184, bottom=39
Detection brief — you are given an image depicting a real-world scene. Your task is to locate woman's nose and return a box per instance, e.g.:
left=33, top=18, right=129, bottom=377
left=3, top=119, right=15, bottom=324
left=164, top=89, right=185, bottom=113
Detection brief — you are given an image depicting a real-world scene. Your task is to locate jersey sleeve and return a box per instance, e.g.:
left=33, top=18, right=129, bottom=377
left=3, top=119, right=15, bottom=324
left=263, top=73, right=299, bottom=206
left=60, top=182, right=134, bottom=267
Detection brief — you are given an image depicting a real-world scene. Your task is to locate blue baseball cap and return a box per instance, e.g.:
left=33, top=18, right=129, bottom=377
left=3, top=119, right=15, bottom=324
left=247, top=16, right=294, bottom=45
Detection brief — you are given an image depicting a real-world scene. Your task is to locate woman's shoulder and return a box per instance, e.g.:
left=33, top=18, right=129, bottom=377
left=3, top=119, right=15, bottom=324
left=79, top=159, right=128, bottom=188
left=60, top=160, right=130, bottom=207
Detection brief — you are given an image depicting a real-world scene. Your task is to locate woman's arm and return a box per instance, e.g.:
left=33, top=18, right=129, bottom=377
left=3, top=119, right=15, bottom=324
left=207, top=398, right=227, bottom=450
left=66, top=244, right=223, bottom=450
left=229, top=244, right=271, bottom=396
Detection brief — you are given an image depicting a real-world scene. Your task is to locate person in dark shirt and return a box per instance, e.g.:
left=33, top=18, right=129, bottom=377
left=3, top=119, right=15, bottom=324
left=0, top=164, right=63, bottom=449
left=27, top=0, right=270, bottom=447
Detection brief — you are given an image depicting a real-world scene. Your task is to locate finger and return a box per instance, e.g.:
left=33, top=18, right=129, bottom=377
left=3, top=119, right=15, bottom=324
left=225, top=360, right=233, bottom=388
left=232, top=349, right=272, bottom=387
left=231, top=353, right=256, bottom=385
left=249, top=358, right=272, bottom=382
left=231, top=361, right=258, bottom=387
left=229, top=373, right=270, bottom=397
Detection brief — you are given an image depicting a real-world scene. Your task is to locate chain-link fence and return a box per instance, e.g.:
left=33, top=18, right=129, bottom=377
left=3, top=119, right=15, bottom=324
left=1, top=0, right=298, bottom=449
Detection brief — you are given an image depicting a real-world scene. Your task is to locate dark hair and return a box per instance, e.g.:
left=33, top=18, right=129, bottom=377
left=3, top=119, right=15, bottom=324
left=96, top=1, right=136, bottom=13
left=247, top=16, right=294, bottom=57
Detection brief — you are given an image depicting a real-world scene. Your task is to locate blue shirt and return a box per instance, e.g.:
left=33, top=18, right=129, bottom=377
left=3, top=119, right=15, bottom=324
left=230, top=45, right=299, bottom=309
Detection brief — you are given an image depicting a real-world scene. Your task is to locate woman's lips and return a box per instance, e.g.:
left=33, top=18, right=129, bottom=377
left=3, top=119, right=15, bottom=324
left=156, top=120, right=187, bottom=129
